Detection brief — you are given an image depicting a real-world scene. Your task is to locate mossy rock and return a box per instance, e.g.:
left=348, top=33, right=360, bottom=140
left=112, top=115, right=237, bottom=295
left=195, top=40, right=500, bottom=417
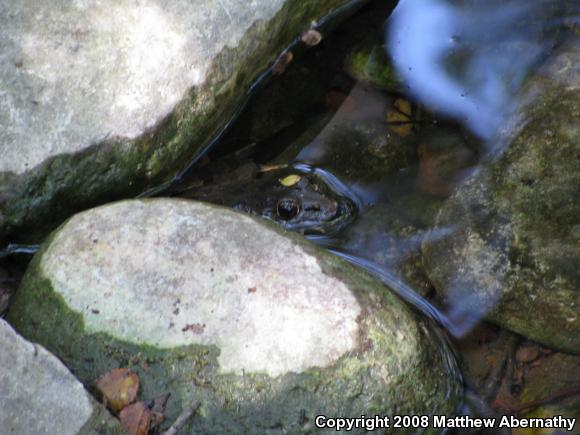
left=344, top=44, right=401, bottom=91
left=8, top=199, right=461, bottom=433
left=422, top=40, right=580, bottom=354
left=0, top=0, right=363, bottom=245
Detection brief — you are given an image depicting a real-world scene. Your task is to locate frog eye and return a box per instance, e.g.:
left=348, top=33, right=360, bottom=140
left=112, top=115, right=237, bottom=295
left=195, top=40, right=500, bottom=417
left=276, top=198, right=300, bottom=221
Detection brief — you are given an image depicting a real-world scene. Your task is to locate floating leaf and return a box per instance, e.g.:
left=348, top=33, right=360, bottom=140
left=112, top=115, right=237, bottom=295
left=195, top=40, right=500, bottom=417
left=394, top=98, right=412, bottom=116
left=95, top=368, right=140, bottom=412
left=279, top=174, right=301, bottom=187
left=120, top=401, right=151, bottom=435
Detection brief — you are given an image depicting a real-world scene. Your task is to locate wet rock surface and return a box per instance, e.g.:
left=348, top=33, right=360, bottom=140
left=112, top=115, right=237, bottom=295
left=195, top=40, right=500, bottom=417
left=423, top=40, right=580, bottom=354
left=8, top=199, right=461, bottom=433
left=344, top=43, right=400, bottom=91
left=514, top=351, right=580, bottom=427
left=334, top=203, right=434, bottom=297
left=297, top=83, right=418, bottom=183
left=0, top=0, right=359, bottom=245
left=455, top=323, right=580, bottom=426
left=0, top=318, right=122, bottom=434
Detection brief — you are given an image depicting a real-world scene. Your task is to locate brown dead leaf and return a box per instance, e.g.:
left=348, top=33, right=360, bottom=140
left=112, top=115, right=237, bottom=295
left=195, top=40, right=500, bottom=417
left=149, top=394, right=170, bottom=430
left=516, top=345, right=541, bottom=364
left=95, top=368, right=140, bottom=412
left=120, top=401, right=151, bottom=435
left=416, top=143, right=451, bottom=196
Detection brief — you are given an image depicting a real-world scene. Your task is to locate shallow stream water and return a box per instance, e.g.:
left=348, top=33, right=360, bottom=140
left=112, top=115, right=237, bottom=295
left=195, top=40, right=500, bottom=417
left=167, top=0, right=579, bottom=430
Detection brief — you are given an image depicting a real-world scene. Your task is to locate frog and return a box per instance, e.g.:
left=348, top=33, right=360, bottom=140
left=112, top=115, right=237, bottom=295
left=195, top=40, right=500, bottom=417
left=175, top=163, right=357, bottom=236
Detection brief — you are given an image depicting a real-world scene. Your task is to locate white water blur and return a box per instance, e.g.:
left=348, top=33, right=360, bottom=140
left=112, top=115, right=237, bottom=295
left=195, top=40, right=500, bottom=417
left=386, top=0, right=562, bottom=147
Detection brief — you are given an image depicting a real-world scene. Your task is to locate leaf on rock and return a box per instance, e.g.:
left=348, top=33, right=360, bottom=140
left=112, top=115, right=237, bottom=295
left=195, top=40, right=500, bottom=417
left=96, top=368, right=140, bottom=412
left=120, top=401, right=151, bottom=435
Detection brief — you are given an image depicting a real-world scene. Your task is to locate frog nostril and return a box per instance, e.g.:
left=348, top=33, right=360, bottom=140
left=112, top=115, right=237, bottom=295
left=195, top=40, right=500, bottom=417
left=276, top=198, right=300, bottom=221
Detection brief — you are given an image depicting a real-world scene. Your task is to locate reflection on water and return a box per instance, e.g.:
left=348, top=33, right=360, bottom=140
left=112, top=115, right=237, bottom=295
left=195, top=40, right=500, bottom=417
left=386, top=0, right=564, bottom=149
left=289, top=79, right=485, bottom=336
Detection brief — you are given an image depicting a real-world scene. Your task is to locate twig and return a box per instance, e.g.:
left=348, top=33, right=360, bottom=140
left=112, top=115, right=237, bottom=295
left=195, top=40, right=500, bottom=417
left=163, top=401, right=200, bottom=435
left=482, top=332, right=519, bottom=401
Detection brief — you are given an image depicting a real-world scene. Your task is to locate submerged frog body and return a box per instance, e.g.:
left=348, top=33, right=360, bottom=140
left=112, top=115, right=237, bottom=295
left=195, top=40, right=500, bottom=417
left=177, top=165, right=357, bottom=236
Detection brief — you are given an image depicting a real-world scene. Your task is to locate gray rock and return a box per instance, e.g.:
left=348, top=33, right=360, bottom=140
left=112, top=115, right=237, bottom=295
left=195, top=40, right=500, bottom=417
left=0, top=0, right=360, bottom=244
left=423, top=39, right=580, bottom=354
left=0, top=318, right=122, bottom=434
left=8, top=199, right=461, bottom=433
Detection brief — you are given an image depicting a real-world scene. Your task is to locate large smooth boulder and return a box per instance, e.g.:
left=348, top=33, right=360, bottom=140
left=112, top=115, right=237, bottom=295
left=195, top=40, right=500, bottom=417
left=0, top=0, right=362, bottom=244
left=422, top=39, right=580, bottom=354
left=8, top=199, right=461, bottom=433
left=0, top=318, right=122, bottom=434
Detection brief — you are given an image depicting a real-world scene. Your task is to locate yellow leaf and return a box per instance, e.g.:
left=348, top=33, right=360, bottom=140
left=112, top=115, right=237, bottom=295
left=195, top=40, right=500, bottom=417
left=386, top=98, right=414, bottom=137
left=279, top=174, right=301, bottom=187
left=394, top=98, right=412, bottom=116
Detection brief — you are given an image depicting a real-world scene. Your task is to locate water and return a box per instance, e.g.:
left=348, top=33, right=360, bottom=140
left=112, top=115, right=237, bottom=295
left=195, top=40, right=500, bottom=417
left=386, top=0, right=568, bottom=151
left=168, top=0, right=579, bottom=426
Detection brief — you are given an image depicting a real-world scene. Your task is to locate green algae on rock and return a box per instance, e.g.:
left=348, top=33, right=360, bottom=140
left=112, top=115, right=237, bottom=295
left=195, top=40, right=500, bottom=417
left=0, top=0, right=364, bottom=245
left=0, top=318, right=123, bottom=435
left=422, top=40, right=580, bottom=354
left=344, top=44, right=401, bottom=91
left=8, top=199, right=461, bottom=433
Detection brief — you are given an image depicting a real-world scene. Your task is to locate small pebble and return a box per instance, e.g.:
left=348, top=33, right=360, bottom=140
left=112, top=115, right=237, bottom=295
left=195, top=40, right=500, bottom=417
left=272, top=51, right=293, bottom=75
left=301, top=29, right=322, bottom=46
left=516, top=345, right=541, bottom=363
